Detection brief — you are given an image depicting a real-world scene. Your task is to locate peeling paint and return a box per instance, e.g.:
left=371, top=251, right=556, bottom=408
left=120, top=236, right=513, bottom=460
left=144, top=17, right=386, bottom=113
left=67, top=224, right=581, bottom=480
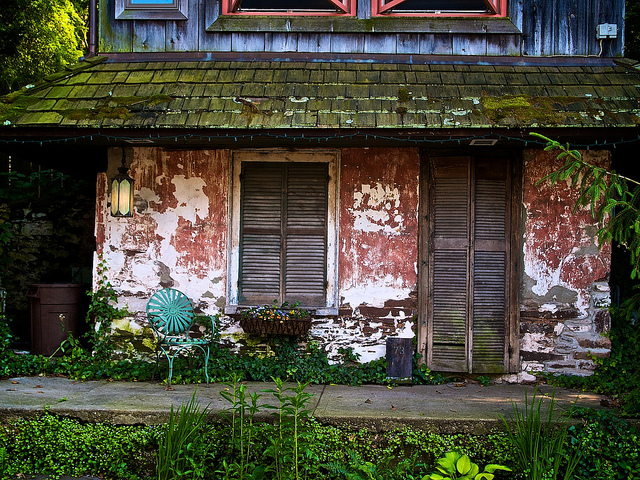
left=522, top=149, right=611, bottom=316
left=351, top=183, right=403, bottom=234
left=519, top=148, right=612, bottom=376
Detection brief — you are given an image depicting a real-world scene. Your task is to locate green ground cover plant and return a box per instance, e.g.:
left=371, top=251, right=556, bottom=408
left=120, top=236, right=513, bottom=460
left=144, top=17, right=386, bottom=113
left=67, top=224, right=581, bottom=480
left=0, top=379, right=638, bottom=480
left=0, top=308, right=449, bottom=386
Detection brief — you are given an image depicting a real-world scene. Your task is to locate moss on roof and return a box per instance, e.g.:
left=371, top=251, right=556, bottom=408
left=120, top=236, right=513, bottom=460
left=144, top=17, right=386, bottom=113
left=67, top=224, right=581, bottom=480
left=1, top=56, right=639, bottom=129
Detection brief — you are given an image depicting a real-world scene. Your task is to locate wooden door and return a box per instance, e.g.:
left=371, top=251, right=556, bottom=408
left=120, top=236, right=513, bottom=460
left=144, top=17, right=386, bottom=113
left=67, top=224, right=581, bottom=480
left=422, top=155, right=518, bottom=373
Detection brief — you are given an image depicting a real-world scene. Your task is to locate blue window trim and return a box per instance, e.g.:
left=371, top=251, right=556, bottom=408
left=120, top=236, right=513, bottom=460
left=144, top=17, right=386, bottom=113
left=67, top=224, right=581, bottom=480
left=115, top=0, right=188, bottom=20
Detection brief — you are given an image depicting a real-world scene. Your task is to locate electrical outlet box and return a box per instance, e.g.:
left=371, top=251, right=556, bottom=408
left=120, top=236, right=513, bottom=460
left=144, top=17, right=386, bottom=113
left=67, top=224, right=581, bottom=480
left=596, top=23, right=618, bottom=39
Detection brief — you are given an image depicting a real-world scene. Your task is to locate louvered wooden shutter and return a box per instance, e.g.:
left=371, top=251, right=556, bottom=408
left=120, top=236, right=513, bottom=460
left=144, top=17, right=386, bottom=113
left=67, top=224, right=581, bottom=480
left=429, top=158, right=470, bottom=371
left=472, top=158, right=510, bottom=373
left=239, top=162, right=328, bottom=307
left=427, top=157, right=510, bottom=373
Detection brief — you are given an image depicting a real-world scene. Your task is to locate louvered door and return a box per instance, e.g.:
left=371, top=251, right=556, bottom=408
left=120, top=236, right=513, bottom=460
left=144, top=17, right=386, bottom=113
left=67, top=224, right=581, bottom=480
left=426, top=156, right=512, bottom=373
left=239, top=162, right=328, bottom=306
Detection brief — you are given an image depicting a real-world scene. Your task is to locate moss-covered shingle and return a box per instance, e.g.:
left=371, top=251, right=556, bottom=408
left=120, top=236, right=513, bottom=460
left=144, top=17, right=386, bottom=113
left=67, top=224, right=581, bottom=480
left=1, top=56, right=639, bottom=130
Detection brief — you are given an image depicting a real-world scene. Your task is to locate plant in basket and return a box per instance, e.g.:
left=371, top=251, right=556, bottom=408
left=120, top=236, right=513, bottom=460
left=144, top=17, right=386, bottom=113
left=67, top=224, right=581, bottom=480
left=239, top=301, right=312, bottom=336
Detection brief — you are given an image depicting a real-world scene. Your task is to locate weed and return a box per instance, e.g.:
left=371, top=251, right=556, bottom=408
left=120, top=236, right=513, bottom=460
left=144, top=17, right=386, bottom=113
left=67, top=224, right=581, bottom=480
left=500, top=387, right=580, bottom=480
left=157, top=392, right=211, bottom=480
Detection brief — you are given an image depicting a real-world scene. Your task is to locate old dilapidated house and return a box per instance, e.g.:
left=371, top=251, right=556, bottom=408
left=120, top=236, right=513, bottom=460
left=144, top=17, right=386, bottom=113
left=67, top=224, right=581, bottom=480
left=1, top=0, right=639, bottom=379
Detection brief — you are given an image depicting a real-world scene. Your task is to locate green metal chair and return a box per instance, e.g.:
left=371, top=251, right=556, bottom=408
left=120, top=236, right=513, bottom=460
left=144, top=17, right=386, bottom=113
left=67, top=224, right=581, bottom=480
left=146, top=288, right=212, bottom=387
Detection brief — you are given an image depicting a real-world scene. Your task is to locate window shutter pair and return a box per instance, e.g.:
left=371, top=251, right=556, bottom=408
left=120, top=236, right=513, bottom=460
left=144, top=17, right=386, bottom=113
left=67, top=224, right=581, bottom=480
left=427, top=157, right=512, bottom=373
left=239, top=162, right=328, bottom=307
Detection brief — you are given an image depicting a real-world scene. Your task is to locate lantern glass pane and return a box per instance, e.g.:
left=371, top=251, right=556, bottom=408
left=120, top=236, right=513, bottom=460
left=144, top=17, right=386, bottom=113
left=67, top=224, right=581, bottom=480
left=111, top=179, right=120, bottom=216
left=118, top=180, right=131, bottom=216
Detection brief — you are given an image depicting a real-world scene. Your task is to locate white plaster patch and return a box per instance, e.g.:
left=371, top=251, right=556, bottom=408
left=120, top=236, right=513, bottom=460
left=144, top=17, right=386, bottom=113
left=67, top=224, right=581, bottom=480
left=523, top=247, right=590, bottom=314
left=355, top=344, right=387, bottom=363
left=522, top=332, right=554, bottom=353
left=170, top=175, right=209, bottom=223
left=341, top=275, right=412, bottom=308
left=395, top=320, right=415, bottom=338
left=541, top=303, right=559, bottom=313
left=351, top=183, right=403, bottom=234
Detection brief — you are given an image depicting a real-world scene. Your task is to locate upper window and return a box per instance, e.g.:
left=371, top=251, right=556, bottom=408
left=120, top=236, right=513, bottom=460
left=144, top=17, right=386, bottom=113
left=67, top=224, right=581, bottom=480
left=373, top=0, right=505, bottom=16
left=228, top=151, right=339, bottom=313
left=222, top=0, right=356, bottom=16
left=115, top=0, right=188, bottom=19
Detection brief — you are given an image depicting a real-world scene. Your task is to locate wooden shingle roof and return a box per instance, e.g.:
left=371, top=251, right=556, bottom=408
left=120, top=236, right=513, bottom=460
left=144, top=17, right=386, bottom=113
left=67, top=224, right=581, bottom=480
left=2, top=56, right=640, bottom=130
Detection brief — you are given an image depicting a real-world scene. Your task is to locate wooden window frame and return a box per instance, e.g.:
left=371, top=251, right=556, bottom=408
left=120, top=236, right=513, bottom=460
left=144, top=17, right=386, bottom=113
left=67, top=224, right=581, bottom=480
left=372, top=0, right=506, bottom=17
left=222, top=0, right=356, bottom=16
left=115, top=0, right=188, bottom=20
left=226, top=150, right=340, bottom=316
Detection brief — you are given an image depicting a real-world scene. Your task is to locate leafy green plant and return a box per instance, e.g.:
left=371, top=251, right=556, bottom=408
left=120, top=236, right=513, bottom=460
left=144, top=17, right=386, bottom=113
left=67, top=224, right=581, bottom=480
left=263, top=378, right=316, bottom=480
left=500, top=387, right=580, bottom=480
left=219, top=373, right=263, bottom=480
left=156, top=392, right=211, bottom=480
left=423, top=452, right=511, bottom=480
left=477, top=376, right=491, bottom=387
left=532, top=132, right=640, bottom=312
left=86, top=256, right=131, bottom=360
left=0, top=445, right=6, bottom=478
left=327, top=449, right=423, bottom=480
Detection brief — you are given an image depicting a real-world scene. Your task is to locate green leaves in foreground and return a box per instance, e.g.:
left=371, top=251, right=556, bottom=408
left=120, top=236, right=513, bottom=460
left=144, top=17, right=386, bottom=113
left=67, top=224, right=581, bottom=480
left=157, top=392, right=211, bottom=480
left=424, top=451, right=511, bottom=480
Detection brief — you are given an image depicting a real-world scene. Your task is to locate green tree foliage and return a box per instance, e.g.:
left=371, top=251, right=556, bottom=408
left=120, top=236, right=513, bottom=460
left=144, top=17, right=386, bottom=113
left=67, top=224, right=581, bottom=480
left=627, top=0, right=640, bottom=59
left=0, top=0, right=86, bottom=94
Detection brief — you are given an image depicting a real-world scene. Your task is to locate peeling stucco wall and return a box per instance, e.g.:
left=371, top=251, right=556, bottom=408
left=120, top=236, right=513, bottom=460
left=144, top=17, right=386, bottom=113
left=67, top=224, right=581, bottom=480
left=520, top=149, right=612, bottom=375
left=95, top=146, right=612, bottom=375
left=335, top=147, right=420, bottom=362
left=96, top=147, right=229, bottom=319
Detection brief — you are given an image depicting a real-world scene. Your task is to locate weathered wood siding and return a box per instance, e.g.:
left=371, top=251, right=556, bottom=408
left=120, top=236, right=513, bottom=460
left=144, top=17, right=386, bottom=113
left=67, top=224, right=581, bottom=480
left=99, top=0, right=625, bottom=56
left=522, top=0, right=624, bottom=56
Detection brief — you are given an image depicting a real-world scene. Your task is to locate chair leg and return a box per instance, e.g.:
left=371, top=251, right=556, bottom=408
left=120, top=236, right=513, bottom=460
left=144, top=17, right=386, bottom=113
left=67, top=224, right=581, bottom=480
left=167, top=352, right=175, bottom=388
left=159, top=346, right=174, bottom=388
left=204, top=346, right=210, bottom=384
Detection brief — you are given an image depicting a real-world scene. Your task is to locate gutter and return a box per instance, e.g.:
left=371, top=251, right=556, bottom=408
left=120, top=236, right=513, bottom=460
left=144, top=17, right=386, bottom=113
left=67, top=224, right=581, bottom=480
left=88, top=0, right=97, bottom=57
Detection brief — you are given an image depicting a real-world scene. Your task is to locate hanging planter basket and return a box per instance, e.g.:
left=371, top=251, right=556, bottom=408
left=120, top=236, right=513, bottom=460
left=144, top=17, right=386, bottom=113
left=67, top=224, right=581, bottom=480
left=239, top=317, right=312, bottom=336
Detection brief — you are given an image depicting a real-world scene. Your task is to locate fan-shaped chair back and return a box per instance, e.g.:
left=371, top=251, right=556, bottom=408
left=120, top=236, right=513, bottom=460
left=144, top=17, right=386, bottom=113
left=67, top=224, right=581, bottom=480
left=147, top=288, right=194, bottom=336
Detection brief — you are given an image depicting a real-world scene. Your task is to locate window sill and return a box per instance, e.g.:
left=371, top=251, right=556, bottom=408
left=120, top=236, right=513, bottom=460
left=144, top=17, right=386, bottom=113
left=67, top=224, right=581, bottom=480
left=225, top=305, right=338, bottom=317
left=207, top=15, right=521, bottom=34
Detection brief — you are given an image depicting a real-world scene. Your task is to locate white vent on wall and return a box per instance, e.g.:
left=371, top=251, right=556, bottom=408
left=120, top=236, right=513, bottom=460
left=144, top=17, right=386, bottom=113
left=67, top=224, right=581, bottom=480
left=469, top=139, right=498, bottom=146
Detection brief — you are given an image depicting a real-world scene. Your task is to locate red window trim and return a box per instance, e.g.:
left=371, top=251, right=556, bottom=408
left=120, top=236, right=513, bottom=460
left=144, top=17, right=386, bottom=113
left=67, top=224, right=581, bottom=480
left=223, top=0, right=356, bottom=16
left=372, top=0, right=506, bottom=17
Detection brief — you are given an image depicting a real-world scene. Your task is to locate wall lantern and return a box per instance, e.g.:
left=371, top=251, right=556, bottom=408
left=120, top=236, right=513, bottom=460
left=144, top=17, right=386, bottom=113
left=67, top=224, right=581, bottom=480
left=110, top=148, right=135, bottom=217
